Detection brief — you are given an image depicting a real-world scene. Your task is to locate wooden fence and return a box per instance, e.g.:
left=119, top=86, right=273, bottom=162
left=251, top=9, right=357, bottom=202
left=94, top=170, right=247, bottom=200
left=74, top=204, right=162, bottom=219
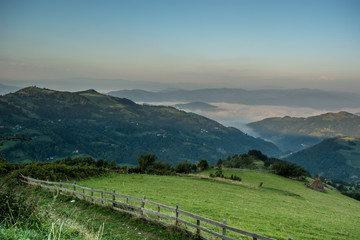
left=21, top=175, right=292, bottom=240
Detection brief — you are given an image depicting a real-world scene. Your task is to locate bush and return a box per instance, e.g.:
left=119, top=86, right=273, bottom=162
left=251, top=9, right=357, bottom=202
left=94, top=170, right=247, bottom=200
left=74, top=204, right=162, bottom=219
left=341, top=191, right=360, bottom=201
left=0, top=163, right=22, bottom=176
left=1, top=162, right=107, bottom=182
left=175, top=161, right=196, bottom=174
left=271, top=162, right=307, bottom=178
left=209, top=167, right=241, bottom=181
left=210, top=166, right=224, bottom=178
left=137, top=153, right=157, bottom=173
left=229, top=174, right=242, bottom=181
left=197, top=159, right=209, bottom=171
left=0, top=175, right=46, bottom=234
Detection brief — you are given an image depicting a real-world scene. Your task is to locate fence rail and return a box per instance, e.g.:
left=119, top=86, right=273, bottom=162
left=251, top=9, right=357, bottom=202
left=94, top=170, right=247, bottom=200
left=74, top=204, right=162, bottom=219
left=21, top=175, right=290, bottom=240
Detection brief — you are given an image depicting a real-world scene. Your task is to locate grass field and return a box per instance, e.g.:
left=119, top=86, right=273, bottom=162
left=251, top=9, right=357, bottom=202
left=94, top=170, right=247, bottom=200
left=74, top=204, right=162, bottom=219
left=0, top=181, right=191, bottom=240
left=76, top=170, right=360, bottom=240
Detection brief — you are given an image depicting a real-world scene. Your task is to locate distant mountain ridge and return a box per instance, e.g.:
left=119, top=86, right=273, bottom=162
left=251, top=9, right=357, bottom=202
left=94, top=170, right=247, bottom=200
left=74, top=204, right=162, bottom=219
left=0, top=87, right=280, bottom=164
left=247, top=111, right=360, bottom=152
left=285, top=136, right=360, bottom=181
left=108, top=88, right=360, bottom=110
left=0, top=83, right=20, bottom=95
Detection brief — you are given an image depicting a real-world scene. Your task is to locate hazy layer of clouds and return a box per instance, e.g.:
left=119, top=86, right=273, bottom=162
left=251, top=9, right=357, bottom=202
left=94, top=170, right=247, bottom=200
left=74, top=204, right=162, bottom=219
left=142, top=101, right=360, bottom=136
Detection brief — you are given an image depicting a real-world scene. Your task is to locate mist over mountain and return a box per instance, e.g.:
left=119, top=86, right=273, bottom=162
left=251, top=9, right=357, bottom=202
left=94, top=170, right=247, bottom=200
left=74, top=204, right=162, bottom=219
left=108, top=88, right=360, bottom=110
left=0, top=87, right=280, bottom=165
left=0, top=83, right=20, bottom=95
left=174, top=102, right=220, bottom=112
left=248, top=112, right=360, bottom=152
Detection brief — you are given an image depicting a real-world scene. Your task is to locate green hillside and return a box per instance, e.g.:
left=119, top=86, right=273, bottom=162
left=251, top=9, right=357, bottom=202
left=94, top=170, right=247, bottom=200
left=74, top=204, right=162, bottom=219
left=0, top=175, right=191, bottom=240
left=247, top=111, right=360, bottom=151
left=285, top=136, right=360, bottom=182
left=0, top=87, right=280, bottom=165
left=76, top=171, right=360, bottom=240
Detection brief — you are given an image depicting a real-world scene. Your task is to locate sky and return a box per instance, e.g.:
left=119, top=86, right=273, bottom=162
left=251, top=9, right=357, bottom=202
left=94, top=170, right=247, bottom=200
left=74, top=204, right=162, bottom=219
left=0, top=0, right=359, bottom=92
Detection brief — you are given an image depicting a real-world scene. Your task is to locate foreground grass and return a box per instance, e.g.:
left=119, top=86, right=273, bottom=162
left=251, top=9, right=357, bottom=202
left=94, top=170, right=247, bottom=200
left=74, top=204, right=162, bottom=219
left=76, top=170, right=360, bottom=240
left=0, top=181, right=192, bottom=240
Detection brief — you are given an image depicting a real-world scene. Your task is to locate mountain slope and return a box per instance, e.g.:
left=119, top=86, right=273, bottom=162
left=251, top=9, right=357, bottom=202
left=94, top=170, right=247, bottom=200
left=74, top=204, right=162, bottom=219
left=285, top=137, right=360, bottom=181
left=108, top=88, right=360, bottom=110
left=0, top=87, right=280, bottom=164
left=247, top=111, right=360, bottom=151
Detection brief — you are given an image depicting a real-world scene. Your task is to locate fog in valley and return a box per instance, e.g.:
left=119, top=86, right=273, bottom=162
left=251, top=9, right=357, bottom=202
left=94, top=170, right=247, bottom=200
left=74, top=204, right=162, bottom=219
left=138, top=101, right=360, bottom=137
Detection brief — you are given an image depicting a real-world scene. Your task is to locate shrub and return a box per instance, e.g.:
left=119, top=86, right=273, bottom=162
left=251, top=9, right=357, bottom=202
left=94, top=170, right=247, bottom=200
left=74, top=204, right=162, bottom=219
left=137, top=153, right=157, bottom=173
left=0, top=175, right=46, bottom=233
left=271, top=162, right=307, bottom=178
left=175, top=161, right=196, bottom=174
left=342, top=191, right=360, bottom=201
left=229, top=174, right=242, bottom=181
left=1, top=162, right=107, bottom=182
left=197, top=159, right=209, bottom=171
left=210, top=165, right=224, bottom=178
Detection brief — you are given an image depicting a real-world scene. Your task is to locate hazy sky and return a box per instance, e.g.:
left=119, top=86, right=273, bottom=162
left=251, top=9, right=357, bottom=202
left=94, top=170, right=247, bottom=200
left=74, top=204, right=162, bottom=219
left=1, top=0, right=359, bottom=92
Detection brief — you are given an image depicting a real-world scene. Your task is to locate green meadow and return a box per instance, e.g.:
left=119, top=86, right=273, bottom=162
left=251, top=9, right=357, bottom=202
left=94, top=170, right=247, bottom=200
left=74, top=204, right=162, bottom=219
left=76, top=170, right=360, bottom=240
left=0, top=178, right=190, bottom=240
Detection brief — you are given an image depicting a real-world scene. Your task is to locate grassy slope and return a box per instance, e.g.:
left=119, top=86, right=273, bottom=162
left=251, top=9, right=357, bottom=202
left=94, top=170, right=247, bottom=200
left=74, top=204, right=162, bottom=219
left=77, top=171, right=360, bottom=240
left=0, top=183, right=191, bottom=240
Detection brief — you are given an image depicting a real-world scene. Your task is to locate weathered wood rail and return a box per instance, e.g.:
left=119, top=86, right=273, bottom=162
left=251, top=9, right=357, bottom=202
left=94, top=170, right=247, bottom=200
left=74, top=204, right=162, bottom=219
left=21, top=175, right=292, bottom=240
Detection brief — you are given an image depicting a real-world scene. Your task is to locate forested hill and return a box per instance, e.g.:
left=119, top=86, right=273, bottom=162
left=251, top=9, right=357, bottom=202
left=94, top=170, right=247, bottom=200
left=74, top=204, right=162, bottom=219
left=247, top=111, right=360, bottom=152
left=285, top=137, right=360, bottom=182
left=0, top=87, right=280, bottom=164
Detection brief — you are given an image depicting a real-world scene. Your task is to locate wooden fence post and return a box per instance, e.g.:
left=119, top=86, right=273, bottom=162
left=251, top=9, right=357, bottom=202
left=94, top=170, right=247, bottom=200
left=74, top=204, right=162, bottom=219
left=91, top=187, right=94, bottom=203
left=113, top=190, right=116, bottom=207
left=101, top=191, right=104, bottom=205
left=141, top=196, right=146, bottom=215
left=157, top=206, right=160, bottom=220
left=222, top=219, right=226, bottom=239
left=83, top=188, right=85, bottom=200
left=73, top=182, right=76, bottom=193
left=59, top=182, right=62, bottom=193
left=176, top=204, right=179, bottom=226
left=196, top=219, right=200, bottom=237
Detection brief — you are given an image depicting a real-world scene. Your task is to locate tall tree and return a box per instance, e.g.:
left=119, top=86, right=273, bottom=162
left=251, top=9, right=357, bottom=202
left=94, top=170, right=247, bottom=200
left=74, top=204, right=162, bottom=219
left=137, top=153, right=156, bottom=172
